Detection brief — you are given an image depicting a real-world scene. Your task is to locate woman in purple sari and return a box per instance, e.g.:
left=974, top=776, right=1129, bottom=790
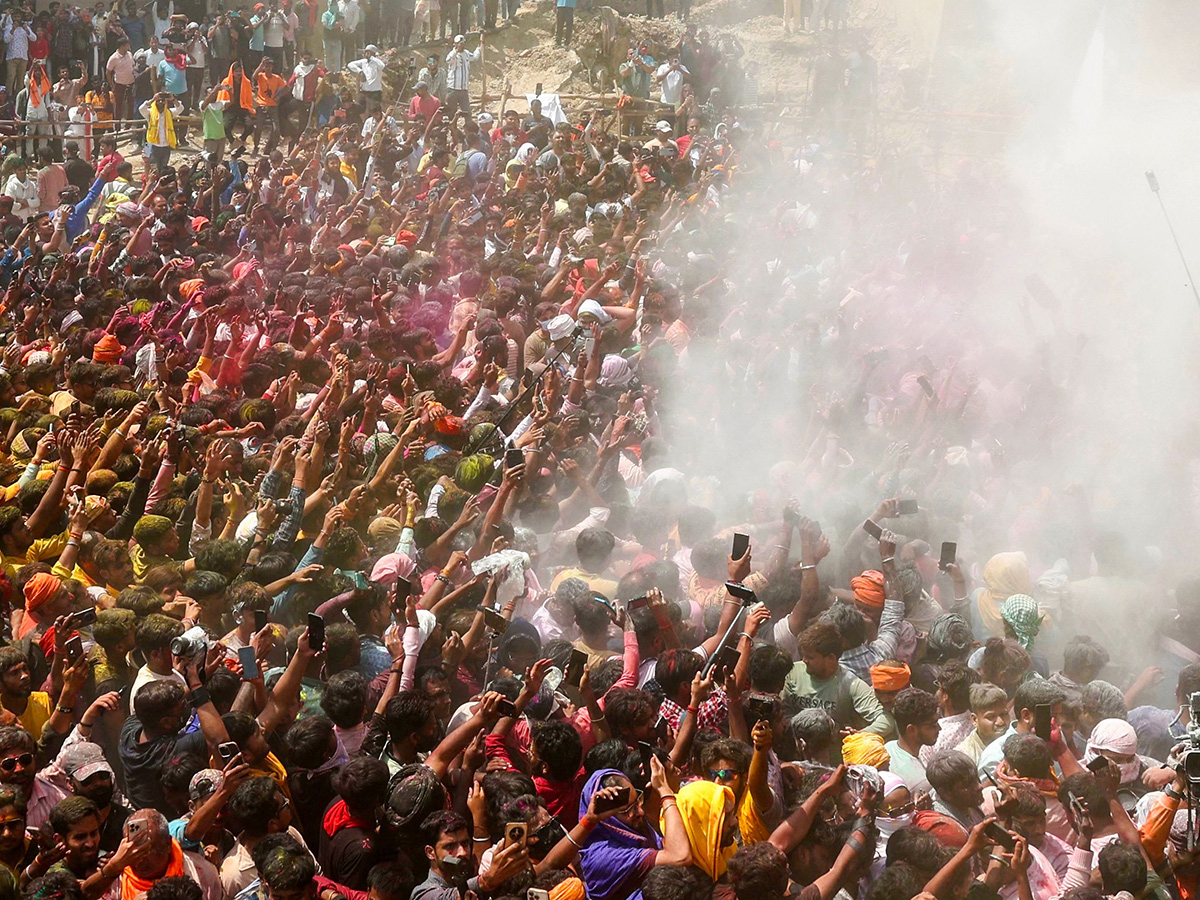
left=576, top=760, right=693, bottom=900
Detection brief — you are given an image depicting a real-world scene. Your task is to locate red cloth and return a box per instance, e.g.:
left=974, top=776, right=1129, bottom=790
left=322, top=799, right=373, bottom=836
left=534, top=770, right=586, bottom=828
left=483, top=734, right=585, bottom=827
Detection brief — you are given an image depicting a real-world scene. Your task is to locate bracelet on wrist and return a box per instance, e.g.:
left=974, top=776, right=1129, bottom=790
left=880, top=556, right=895, bottom=563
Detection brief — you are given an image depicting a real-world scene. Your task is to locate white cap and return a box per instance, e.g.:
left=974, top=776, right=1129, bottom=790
left=364, top=43, right=378, bottom=52
left=655, top=120, right=672, bottom=133
left=454, top=33, right=465, bottom=42
left=476, top=112, right=494, bottom=125
left=544, top=314, right=576, bottom=341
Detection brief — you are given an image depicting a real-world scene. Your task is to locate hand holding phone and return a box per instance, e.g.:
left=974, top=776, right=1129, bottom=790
left=939, top=541, right=957, bottom=571
left=863, top=519, right=883, bottom=540
left=63, top=635, right=83, bottom=665
left=731, top=532, right=750, bottom=561
left=1033, top=704, right=1052, bottom=742
left=983, top=821, right=1016, bottom=850
left=306, top=612, right=325, bottom=653
left=564, top=648, right=587, bottom=687
left=237, top=645, right=259, bottom=680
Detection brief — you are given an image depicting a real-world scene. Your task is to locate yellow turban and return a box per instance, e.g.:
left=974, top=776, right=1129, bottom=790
left=670, top=780, right=735, bottom=880
left=842, top=731, right=890, bottom=768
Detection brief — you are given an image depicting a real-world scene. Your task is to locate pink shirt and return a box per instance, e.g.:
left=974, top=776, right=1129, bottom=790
left=106, top=49, right=135, bottom=85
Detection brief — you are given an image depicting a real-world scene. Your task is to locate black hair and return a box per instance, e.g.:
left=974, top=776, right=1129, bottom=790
left=283, top=715, right=336, bottom=770
left=583, top=738, right=629, bottom=774
left=320, top=670, right=368, bottom=729
left=727, top=843, right=789, bottom=900
left=332, top=757, right=390, bottom=813
left=1057, top=773, right=1112, bottom=825
left=421, top=809, right=467, bottom=846
left=145, top=877, right=203, bottom=900
left=604, top=688, right=655, bottom=740
left=1098, top=841, right=1146, bottom=895
left=642, top=866, right=702, bottom=900
left=936, top=660, right=977, bottom=712
left=892, top=687, right=939, bottom=733
left=367, top=862, right=415, bottom=900
left=749, top=645, right=792, bottom=694
left=228, top=776, right=284, bottom=836
left=384, top=688, right=436, bottom=741
left=1003, top=733, right=1052, bottom=779
left=864, top=863, right=924, bottom=900
left=531, top=721, right=583, bottom=782
left=1012, top=679, right=1066, bottom=719
left=49, top=796, right=99, bottom=836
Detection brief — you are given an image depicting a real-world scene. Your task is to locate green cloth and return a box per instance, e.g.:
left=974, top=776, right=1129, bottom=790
left=1000, top=593, right=1043, bottom=650
left=202, top=103, right=226, bottom=140
left=782, top=662, right=890, bottom=736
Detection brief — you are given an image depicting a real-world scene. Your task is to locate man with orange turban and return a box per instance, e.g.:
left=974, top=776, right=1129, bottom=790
left=18, top=572, right=68, bottom=640
left=92, top=333, right=125, bottom=364
left=839, top=567, right=915, bottom=683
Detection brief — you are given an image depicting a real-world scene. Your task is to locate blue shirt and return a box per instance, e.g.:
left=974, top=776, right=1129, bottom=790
left=356, top=634, right=392, bottom=682
left=119, top=15, right=146, bottom=50
left=65, top=177, right=105, bottom=242
left=158, top=58, right=187, bottom=94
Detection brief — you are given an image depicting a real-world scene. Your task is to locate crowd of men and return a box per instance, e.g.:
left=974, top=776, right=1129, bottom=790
left=0, top=6, right=1180, bottom=900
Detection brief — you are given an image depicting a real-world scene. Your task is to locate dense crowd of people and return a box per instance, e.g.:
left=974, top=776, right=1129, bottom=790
left=0, top=7, right=1181, bottom=900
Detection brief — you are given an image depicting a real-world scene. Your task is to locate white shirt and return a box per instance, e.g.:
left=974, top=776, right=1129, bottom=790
left=654, top=62, right=689, bottom=105
left=348, top=54, right=385, bottom=91
left=263, top=10, right=286, bottom=46
left=446, top=46, right=480, bottom=90
left=341, top=0, right=361, bottom=30
left=130, top=664, right=187, bottom=710
left=136, top=47, right=165, bottom=76
left=2, top=174, right=38, bottom=220
left=187, top=34, right=207, bottom=67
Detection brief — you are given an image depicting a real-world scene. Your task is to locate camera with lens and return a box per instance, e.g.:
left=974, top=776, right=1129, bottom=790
left=1179, top=693, right=1200, bottom=782
left=171, top=626, right=209, bottom=659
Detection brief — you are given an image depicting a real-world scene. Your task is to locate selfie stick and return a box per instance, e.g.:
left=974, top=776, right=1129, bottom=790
left=461, top=325, right=584, bottom=457
left=1146, top=171, right=1200, bottom=311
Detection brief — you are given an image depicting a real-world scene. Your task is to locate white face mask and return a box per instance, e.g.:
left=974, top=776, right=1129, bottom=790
left=876, top=812, right=914, bottom=838
left=1118, top=760, right=1141, bottom=784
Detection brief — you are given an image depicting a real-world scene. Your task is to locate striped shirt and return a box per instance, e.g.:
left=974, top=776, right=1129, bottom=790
left=445, top=46, right=479, bottom=91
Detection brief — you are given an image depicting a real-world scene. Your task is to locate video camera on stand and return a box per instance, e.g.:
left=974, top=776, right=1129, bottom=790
left=1174, top=692, right=1200, bottom=850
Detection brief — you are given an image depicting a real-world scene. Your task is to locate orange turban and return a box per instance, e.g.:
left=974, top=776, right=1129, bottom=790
left=851, top=570, right=886, bottom=608
left=841, top=731, right=889, bottom=767
left=92, top=333, right=125, bottom=364
left=395, top=230, right=418, bottom=248
left=549, top=879, right=585, bottom=900
left=869, top=661, right=911, bottom=692
left=24, top=572, right=61, bottom=613
left=178, top=278, right=205, bottom=301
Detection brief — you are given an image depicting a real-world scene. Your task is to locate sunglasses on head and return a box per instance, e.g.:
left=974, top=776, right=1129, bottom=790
left=1, top=753, right=33, bottom=772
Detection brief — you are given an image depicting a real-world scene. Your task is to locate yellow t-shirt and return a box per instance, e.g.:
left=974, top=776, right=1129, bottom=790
left=16, top=692, right=52, bottom=740
left=1, top=530, right=69, bottom=582
left=252, top=752, right=293, bottom=801
left=130, top=544, right=172, bottom=582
